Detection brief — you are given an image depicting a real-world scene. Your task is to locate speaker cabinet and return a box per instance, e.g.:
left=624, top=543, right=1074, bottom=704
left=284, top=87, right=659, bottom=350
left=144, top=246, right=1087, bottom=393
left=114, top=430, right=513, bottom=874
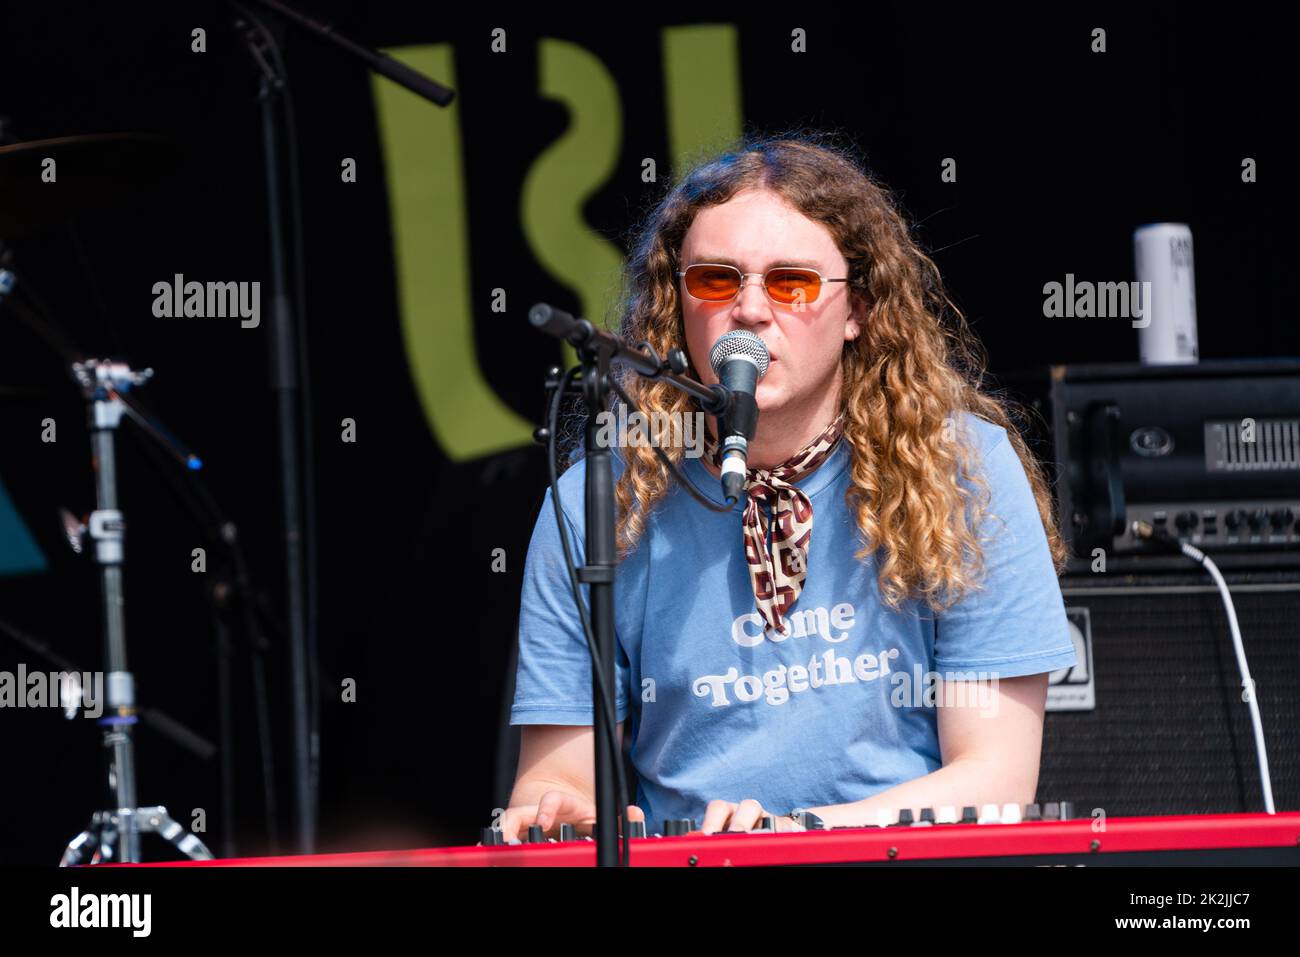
left=1041, top=572, right=1300, bottom=817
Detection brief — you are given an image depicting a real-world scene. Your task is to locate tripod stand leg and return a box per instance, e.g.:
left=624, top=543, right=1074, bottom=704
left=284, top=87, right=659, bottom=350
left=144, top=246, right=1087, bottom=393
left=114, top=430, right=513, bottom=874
left=138, top=806, right=215, bottom=861
left=60, top=823, right=99, bottom=867
left=64, top=806, right=215, bottom=864
left=61, top=810, right=119, bottom=866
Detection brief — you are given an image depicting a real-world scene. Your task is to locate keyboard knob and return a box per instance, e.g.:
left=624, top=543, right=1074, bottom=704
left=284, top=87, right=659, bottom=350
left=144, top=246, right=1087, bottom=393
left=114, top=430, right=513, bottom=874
left=978, top=803, right=1001, bottom=824
left=937, top=805, right=959, bottom=824
left=559, top=823, right=577, bottom=841
left=1043, top=802, right=1061, bottom=820
left=527, top=824, right=546, bottom=843
left=480, top=826, right=505, bottom=846
left=757, top=815, right=775, bottom=832
left=918, top=808, right=936, bottom=825
left=1058, top=801, right=1075, bottom=821
left=960, top=806, right=979, bottom=824
left=896, top=809, right=915, bottom=826
left=1024, top=803, right=1042, bottom=821
left=626, top=819, right=646, bottom=838
left=1000, top=803, right=1022, bottom=824
left=876, top=808, right=895, bottom=828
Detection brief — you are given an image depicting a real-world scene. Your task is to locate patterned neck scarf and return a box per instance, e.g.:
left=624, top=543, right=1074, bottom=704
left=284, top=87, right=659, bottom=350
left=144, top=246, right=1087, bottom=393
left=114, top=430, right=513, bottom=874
left=704, top=412, right=848, bottom=635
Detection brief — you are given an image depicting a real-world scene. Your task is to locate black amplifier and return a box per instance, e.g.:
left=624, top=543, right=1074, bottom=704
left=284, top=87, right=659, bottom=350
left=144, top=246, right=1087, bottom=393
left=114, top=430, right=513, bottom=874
left=1010, top=359, right=1300, bottom=574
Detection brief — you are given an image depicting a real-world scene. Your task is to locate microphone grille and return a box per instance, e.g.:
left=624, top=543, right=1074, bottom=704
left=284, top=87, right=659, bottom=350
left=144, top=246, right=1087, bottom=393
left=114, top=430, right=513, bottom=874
left=709, top=330, right=770, bottom=378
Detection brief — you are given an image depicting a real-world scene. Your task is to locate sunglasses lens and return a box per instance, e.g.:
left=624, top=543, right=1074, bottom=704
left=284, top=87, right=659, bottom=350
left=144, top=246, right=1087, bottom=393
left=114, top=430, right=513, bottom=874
left=684, top=265, right=741, bottom=300
left=765, top=268, right=821, bottom=304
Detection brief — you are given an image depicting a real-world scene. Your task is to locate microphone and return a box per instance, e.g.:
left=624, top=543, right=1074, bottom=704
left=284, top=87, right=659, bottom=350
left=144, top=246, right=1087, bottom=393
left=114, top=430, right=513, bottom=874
left=708, top=330, right=770, bottom=504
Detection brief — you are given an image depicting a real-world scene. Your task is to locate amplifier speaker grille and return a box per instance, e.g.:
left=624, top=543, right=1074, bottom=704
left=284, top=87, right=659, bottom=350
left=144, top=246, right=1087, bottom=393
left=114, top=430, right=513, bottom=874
left=1041, top=585, right=1300, bottom=816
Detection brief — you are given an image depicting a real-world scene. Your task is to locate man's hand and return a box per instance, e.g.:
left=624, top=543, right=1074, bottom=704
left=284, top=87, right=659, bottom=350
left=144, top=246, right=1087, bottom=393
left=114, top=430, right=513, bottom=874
left=492, top=790, right=645, bottom=842
left=700, top=798, right=800, bottom=833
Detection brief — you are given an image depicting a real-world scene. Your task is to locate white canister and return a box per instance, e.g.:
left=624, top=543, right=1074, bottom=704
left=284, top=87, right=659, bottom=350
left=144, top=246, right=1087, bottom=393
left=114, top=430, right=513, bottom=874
left=1133, top=222, right=1199, bottom=364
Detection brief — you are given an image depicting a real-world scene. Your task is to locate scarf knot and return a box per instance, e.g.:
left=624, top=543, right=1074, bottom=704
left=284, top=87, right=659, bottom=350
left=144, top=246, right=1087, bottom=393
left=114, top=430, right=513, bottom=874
left=704, top=412, right=847, bottom=634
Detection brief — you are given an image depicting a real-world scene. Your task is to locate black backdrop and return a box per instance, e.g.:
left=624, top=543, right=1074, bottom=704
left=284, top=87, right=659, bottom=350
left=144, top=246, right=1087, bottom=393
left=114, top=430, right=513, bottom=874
left=0, top=2, right=1293, bottom=865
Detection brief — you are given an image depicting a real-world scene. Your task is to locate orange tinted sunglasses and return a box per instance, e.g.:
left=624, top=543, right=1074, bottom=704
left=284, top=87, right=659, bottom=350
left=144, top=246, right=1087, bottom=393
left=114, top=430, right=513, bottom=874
left=678, top=263, right=850, bottom=305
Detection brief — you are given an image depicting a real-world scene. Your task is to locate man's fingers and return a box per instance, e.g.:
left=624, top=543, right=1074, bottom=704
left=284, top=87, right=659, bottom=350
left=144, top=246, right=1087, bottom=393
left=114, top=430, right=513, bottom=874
left=535, top=791, right=595, bottom=833
left=701, top=798, right=771, bottom=833
left=701, top=799, right=737, bottom=834
left=497, top=805, right=537, bottom=842
left=495, top=796, right=643, bottom=841
left=727, top=798, right=765, bottom=832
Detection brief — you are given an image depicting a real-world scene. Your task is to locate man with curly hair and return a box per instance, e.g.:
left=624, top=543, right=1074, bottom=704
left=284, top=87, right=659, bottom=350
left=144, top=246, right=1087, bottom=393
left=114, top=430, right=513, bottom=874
left=503, top=134, right=1077, bottom=840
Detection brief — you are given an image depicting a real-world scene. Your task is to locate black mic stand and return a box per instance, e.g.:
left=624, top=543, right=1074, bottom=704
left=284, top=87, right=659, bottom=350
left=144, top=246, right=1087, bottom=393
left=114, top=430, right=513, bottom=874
left=580, top=338, right=619, bottom=867
left=529, top=304, right=733, bottom=865
left=231, top=0, right=454, bottom=855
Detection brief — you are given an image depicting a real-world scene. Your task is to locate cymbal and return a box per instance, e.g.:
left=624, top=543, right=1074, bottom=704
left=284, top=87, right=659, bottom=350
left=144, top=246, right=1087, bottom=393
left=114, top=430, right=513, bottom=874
left=0, top=132, right=181, bottom=237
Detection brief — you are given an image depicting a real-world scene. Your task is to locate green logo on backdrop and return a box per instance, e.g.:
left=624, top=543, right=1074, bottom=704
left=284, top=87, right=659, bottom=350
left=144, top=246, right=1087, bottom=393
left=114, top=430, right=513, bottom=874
left=371, top=27, right=740, bottom=461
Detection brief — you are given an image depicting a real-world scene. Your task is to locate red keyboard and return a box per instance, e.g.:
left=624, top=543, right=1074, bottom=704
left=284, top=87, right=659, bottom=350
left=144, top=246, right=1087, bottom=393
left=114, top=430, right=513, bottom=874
left=140, top=811, right=1300, bottom=867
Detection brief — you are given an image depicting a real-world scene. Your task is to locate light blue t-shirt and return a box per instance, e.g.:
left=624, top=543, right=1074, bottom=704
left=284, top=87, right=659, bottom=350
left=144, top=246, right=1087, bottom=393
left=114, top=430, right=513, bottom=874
left=510, top=411, right=1077, bottom=834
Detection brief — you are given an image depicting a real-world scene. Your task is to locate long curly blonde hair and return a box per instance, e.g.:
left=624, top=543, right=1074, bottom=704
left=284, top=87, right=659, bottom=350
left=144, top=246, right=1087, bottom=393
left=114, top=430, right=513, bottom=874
left=572, top=132, right=1065, bottom=614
